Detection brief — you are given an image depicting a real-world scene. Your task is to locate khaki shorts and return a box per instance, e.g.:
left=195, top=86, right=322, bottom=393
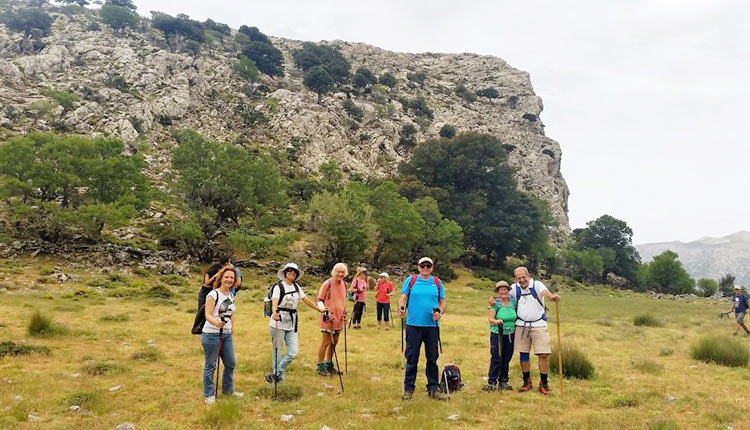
left=514, top=326, right=552, bottom=355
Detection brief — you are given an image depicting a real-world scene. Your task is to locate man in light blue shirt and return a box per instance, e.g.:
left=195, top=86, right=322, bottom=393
left=397, top=257, right=446, bottom=400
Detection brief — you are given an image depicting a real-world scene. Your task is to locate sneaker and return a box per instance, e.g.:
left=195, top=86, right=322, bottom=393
left=232, top=391, right=244, bottom=398
left=428, top=390, right=448, bottom=401
left=519, top=379, right=533, bottom=392
left=385, top=327, right=389, bottom=331
left=499, top=381, right=513, bottom=391
left=539, top=381, right=550, bottom=395
left=482, top=383, right=497, bottom=392
left=204, top=395, right=215, bottom=405
left=401, top=391, right=413, bottom=400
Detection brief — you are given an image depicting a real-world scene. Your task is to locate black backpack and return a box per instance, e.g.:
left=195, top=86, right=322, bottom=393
left=192, top=290, right=233, bottom=335
left=263, top=281, right=300, bottom=317
left=440, top=364, right=463, bottom=393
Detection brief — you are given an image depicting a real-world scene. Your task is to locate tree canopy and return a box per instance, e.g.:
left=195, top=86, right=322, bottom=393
left=644, top=250, right=695, bottom=294
left=293, top=42, right=351, bottom=84
left=100, top=4, right=139, bottom=33
left=572, top=215, right=641, bottom=283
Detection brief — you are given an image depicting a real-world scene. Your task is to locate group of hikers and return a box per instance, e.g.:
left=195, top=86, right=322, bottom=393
left=195, top=255, right=562, bottom=404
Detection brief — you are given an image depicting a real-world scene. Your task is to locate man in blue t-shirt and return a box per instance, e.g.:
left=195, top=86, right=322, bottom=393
left=397, top=257, right=447, bottom=400
left=729, top=285, right=750, bottom=336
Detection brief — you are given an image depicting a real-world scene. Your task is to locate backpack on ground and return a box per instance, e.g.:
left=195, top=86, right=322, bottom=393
left=263, top=281, right=300, bottom=317
left=440, top=364, right=463, bottom=393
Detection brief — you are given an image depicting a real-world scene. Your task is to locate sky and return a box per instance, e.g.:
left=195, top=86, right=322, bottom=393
left=132, top=0, right=750, bottom=245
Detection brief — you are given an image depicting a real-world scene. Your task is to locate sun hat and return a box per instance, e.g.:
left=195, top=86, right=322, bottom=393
left=735, top=285, right=742, bottom=290
left=494, top=280, right=510, bottom=292
left=277, top=262, right=303, bottom=281
left=379, top=272, right=389, bottom=278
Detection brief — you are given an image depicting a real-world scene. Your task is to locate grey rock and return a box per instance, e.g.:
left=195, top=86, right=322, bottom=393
left=115, top=424, right=136, bottom=430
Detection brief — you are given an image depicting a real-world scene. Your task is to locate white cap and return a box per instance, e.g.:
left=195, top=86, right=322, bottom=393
left=735, top=285, right=742, bottom=290
left=418, top=257, right=434, bottom=265
left=277, top=262, right=303, bottom=281
left=379, top=272, right=389, bottom=278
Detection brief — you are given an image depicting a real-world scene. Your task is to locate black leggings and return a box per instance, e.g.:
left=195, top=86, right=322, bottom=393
left=488, top=332, right=515, bottom=385
left=376, top=302, right=390, bottom=322
left=352, top=302, right=365, bottom=324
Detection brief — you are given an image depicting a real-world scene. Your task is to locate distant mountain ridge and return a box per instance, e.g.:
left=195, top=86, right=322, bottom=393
left=636, top=231, right=750, bottom=287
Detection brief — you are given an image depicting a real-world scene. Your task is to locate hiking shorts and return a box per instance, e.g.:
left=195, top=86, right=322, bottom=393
left=514, top=326, right=551, bottom=355
left=736, top=312, right=746, bottom=324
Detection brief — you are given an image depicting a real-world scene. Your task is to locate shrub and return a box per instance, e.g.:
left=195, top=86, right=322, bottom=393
left=0, top=341, right=51, bottom=358
left=341, top=99, right=363, bottom=121
left=439, top=124, right=456, bottom=139
left=85, top=21, right=101, bottom=31
left=107, top=74, right=130, bottom=92
left=83, top=362, right=127, bottom=376
left=28, top=311, right=66, bottom=336
left=204, top=398, right=241, bottom=426
left=131, top=347, right=161, bottom=361
left=632, top=358, right=663, bottom=374
left=409, top=96, right=433, bottom=119
left=406, top=71, right=427, bottom=85
left=379, top=72, right=397, bottom=88
left=146, top=285, right=173, bottom=299
left=99, top=313, right=130, bottom=322
left=60, top=391, right=102, bottom=412
left=232, top=55, right=259, bottom=82
left=399, top=123, right=418, bottom=149
left=691, top=335, right=749, bottom=367
left=633, top=314, right=663, bottom=327
left=611, top=396, right=638, bottom=408
left=659, top=348, right=673, bottom=356
left=477, top=87, right=500, bottom=99
left=454, top=83, right=477, bottom=103
left=549, top=346, right=595, bottom=379
left=41, top=87, right=79, bottom=112
left=255, top=385, right=303, bottom=401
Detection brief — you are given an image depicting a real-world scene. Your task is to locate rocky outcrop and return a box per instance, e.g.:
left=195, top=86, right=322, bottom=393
left=0, top=4, right=570, bottom=239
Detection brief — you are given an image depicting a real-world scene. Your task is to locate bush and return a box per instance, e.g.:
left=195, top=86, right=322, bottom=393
left=341, top=99, right=363, bottom=121
left=60, top=391, right=102, bottom=412
left=549, top=346, right=595, bottom=379
left=633, top=314, right=663, bottom=327
left=99, top=313, right=130, bottom=322
left=0, top=341, right=51, bottom=358
left=439, top=124, right=456, bottom=139
left=85, top=21, right=101, bottom=31
left=255, top=385, right=303, bottom=401
left=454, top=83, right=477, bottom=103
left=131, top=347, right=161, bottom=361
left=232, top=55, right=259, bottom=82
left=477, top=87, right=500, bottom=99
left=691, top=336, right=749, bottom=367
left=379, top=72, right=397, bottom=88
left=632, top=358, right=663, bottom=374
left=41, top=87, right=79, bottom=112
left=83, top=362, right=127, bottom=376
left=204, top=398, right=241, bottom=426
left=146, top=285, right=173, bottom=299
left=28, top=311, right=66, bottom=337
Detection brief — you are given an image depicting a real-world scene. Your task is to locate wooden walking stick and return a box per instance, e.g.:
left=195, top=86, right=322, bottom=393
left=555, top=300, right=563, bottom=394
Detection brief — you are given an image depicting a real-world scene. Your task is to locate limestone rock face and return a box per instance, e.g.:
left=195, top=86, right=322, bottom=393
left=0, top=4, right=570, bottom=239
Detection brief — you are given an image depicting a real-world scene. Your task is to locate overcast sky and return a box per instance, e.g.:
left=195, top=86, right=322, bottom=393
left=133, top=0, right=750, bottom=245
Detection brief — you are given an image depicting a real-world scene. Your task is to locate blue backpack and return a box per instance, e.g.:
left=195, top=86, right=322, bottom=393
left=514, top=281, right=547, bottom=323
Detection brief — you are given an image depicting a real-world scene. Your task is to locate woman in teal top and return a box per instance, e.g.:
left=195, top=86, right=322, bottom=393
left=483, top=280, right=517, bottom=391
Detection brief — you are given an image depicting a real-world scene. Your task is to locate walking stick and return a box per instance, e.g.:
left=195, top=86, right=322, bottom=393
left=215, top=325, right=223, bottom=398
left=400, top=316, right=405, bottom=369
left=435, top=315, right=450, bottom=403
left=328, top=319, right=345, bottom=393
left=389, top=304, right=394, bottom=327
left=273, top=319, right=279, bottom=399
left=497, top=329, right=503, bottom=396
left=555, top=301, right=563, bottom=394
left=343, top=311, right=348, bottom=375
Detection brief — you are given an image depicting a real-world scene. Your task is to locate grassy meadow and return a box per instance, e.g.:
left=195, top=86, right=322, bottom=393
left=0, top=256, right=748, bottom=429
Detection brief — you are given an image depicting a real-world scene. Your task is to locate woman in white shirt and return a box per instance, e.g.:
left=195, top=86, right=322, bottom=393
left=267, top=262, right=323, bottom=383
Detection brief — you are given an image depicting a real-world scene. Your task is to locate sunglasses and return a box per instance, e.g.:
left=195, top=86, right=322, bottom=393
left=419, top=263, right=433, bottom=269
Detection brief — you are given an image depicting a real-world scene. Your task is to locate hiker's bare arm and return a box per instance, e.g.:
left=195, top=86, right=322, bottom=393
left=488, top=296, right=495, bottom=307
left=432, top=298, right=447, bottom=320
left=488, top=308, right=500, bottom=325
left=543, top=289, right=560, bottom=302
left=302, top=296, right=322, bottom=312
left=398, top=293, right=407, bottom=317
left=204, top=295, right=224, bottom=328
left=271, top=297, right=280, bottom=320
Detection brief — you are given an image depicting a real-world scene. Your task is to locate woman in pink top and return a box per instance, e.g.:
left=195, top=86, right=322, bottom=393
left=375, top=272, right=394, bottom=330
left=315, top=262, right=348, bottom=376
left=350, top=267, right=368, bottom=329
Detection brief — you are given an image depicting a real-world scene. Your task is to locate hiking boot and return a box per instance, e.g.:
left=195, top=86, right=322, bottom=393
left=499, top=381, right=513, bottom=391
left=265, top=373, right=279, bottom=384
left=231, top=391, right=244, bottom=398
left=428, top=390, right=448, bottom=401
left=539, top=381, right=550, bottom=395
left=519, top=379, right=533, bottom=392
left=316, top=363, right=328, bottom=376
left=401, top=391, right=413, bottom=400
left=482, top=383, right=497, bottom=392
left=204, top=395, right=215, bottom=405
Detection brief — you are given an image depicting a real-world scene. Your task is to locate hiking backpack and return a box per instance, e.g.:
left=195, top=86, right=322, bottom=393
left=192, top=290, right=233, bottom=334
left=440, top=364, right=463, bottom=393
left=405, top=275, right=442, bottom=309
left=514, top=281, right=548, bottom=323
left=263, top=281, right=300, bottom=317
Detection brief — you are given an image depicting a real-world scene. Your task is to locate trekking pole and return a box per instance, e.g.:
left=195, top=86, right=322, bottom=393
left=390, top=304, right=394, bottom=328
left=329, top=319, right=344, bottom=393
left=555, top=301, right=563, bottom=394
left=273, top=319, right=279, bottom=399
left=497, top=329, right=503, bottom=396
left=343, top=311, right=348, bottom=375
left=434, top=310, right=450, bottom=402
left=400, top=316, right=405, bottom=369
left=215, top=325, right=224, bottom=398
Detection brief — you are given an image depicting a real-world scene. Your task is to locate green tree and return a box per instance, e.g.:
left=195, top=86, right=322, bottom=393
left=353, top=66, right=377, bottom=89
left=241, top=41, right=284, bottom=77
left=412, top=196, right=463, bottom=264
left=645, top=250, right=695, bottom=294
left=2, top=8, right=53, bottom=53
left=41, top=87, right=79, bottom=113
left=308, top=189, right=374, bottom=269
left=406, top=71, right=427, bottom=86
left=454, top=83, right=477, bottom=103
left=0, top=132, right=149, bottom=241
left=368, top=181, right=424, bottom=265
left=318, top=160, right=343, bottom=192
left=438, top=124, right=456, bottom=139
left=303, top=66, right=334, bottom=104
left=233, top=55, right=259, bottom=82
left=477, top=87, right=500, bottom=99
left=238, top=25, right=270, bottom=44
left=698, top=278, right=718, bottom=298
left=573, top=215, right=641, bottom=284
left=560, top=249, right=604, bottom=283
left=399, top=133, right=545, bottom=265
left=105, top=0, right=136, bottom=8
left=719, top=274, right=736, bottom=296
left=409, top=97, right=433, bottom=119
left=59, top=0, right=90, bottom=6
left=100, top=4, right=139, bottom=34
left=293, top=42, right=351, bottom=84
left=378, top=72, right=398, bottom=88
left=151, top=12, right=206, bottom=48
left=170, top=130, right=287, bottom=225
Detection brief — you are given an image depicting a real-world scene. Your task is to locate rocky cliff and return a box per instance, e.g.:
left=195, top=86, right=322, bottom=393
left=0, top=3, right=570, bottom=239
